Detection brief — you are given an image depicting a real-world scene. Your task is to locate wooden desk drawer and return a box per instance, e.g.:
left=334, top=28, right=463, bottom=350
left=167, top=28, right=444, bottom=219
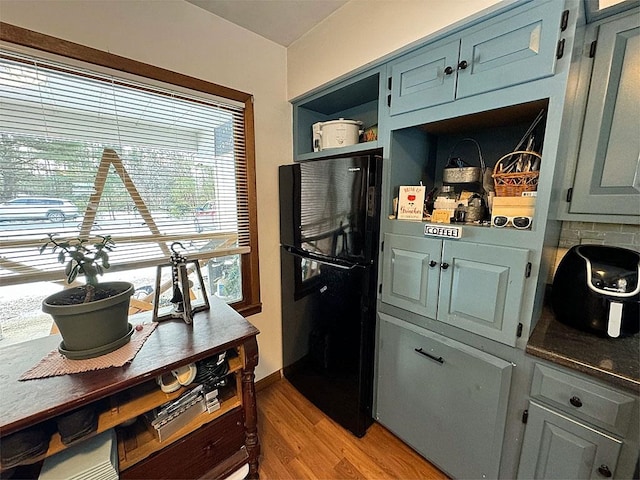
left=120, top=408, right=245, bottom=479
left=530, top=363, right=635, bottom=436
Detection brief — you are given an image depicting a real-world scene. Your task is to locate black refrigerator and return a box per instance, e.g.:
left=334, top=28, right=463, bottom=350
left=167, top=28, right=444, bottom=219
left=279, top=150, right=382, bottom=437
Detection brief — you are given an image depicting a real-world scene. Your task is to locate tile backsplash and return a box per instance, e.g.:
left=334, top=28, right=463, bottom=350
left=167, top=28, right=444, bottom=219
left=558, top=221, right=640, bottom=251
left=550, top=221, right=640, bottom=282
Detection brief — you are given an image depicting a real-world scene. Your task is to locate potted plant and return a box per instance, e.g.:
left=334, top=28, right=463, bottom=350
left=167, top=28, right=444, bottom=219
left=40, top=234, right=134, bottom=359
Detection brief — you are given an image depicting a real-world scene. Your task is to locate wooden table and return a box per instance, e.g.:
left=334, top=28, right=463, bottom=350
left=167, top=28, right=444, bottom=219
left=0, top=296, right=260, bottom=479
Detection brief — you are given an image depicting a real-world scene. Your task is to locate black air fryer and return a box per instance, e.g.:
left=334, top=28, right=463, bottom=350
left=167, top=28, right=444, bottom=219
left=552, top=245, right=640, bottom=338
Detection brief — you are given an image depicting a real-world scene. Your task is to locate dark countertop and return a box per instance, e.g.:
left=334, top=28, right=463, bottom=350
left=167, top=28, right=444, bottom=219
left=527, top=303, right=639, bottom=394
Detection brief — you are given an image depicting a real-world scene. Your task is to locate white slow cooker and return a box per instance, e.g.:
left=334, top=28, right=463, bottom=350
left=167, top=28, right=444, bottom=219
left=312, top=118, right=363, bottom=152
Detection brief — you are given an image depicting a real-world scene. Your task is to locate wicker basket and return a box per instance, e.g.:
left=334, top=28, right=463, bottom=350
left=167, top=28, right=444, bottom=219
left=492, top=151, right=541, bottom=197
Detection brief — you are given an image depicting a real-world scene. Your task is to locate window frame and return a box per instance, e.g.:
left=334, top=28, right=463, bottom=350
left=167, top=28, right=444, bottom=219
left=0, top=22, right=262, bottom=317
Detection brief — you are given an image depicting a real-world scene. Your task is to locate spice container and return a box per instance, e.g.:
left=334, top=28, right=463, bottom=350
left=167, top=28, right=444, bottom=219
left=465, top=194, right=486, bottom=222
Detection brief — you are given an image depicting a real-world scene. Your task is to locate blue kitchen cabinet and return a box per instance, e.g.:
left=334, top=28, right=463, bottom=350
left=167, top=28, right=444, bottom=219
left=528, top=363, right=636, bottom=438
left=288, top=1, right=582, bottom=477
left=387, top=40, right=459, bottom=115
left=376, top=314, right=513, bottom=479
left=517, top=402, right=623, bottom=480
left=563, top=9, right=640, bottom=219
left=517, top=363, right=638, bottom=479
left=380, top=233, right=441, bottom=319
left=381, top=233, right=530, bottom=347
left=388, top=0, right=564, bottom=116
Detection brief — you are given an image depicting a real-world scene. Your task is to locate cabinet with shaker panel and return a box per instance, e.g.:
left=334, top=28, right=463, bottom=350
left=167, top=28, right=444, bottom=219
left=376, top=314, right=513, bottom=480
left=381, top=233, right=530, bottom=347
left=517, top=362, right=639, bottom=479
left=387, top=0, right=565, bottom=115
left=557, top=7, right=640, bottom=222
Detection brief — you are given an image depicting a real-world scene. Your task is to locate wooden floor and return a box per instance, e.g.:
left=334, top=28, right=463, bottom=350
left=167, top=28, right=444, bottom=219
left=256, top=378, right=448, bottom=480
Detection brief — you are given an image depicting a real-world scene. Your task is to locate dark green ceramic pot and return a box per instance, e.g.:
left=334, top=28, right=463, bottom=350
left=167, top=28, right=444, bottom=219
left=42, top=281, right=134, bottom=359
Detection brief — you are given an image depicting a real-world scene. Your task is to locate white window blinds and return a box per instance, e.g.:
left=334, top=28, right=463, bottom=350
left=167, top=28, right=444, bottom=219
left=0, top=50, right=251, bottom=286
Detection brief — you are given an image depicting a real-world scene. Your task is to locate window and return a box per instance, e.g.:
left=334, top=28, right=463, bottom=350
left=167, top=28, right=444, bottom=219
left=0, top=24, right=261, bottom=344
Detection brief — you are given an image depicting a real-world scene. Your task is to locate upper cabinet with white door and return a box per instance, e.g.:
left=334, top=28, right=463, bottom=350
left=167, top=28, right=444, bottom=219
left=387, top=0, right=566, bottom=116
left=557, top=7, right=640, bottom=222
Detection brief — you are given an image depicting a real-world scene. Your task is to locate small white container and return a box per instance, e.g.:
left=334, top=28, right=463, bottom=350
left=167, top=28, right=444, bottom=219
left=312, top=118, right=363, bottom=151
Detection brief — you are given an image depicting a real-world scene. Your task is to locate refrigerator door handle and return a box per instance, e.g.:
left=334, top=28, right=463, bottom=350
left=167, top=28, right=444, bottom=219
left=283, top=245, right=363, bottom=271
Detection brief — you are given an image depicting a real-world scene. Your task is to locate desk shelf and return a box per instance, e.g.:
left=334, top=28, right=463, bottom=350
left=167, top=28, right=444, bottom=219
left=0, top=297, right=260, bottom=479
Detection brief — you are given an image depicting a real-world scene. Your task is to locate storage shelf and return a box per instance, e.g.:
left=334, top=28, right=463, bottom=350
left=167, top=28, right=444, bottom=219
left=383, top=218, right=539, bottom=248
left=0, top=296, right=260, bottom=480
left=293, top=68, right=382, bottom=159
left=117, top=387, right=242, bottom=471
left=418, top=99, right=548, bottom=135
left=389, top=218, right=538, bottom=232
left=296, top=141, right=380, bottom=162
left=9, top=355, right=242, bottom=470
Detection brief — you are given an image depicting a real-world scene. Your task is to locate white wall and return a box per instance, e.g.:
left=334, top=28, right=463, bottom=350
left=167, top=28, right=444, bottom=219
left=0, top=0, right=289, bottom=381
left=288, top=0, right=502, bottom=100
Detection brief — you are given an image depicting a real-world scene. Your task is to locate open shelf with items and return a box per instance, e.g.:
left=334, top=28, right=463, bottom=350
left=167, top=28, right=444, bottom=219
left=10, top=354, right=243, bottom=472
left=0, top=297, right=260, bottom=480
left=387, top=99, right=549, bottom=231
left=293, top=66, right=385, bottom=160
left=117, top=375, right=241, bottom=471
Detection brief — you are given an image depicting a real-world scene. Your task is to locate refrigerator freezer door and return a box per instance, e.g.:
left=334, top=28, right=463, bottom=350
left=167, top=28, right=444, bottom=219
left=279, top=155, right=377, bottom=263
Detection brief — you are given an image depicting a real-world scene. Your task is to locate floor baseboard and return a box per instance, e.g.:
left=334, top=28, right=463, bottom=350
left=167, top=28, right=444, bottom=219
left=255, top=370, right=282, bottom=392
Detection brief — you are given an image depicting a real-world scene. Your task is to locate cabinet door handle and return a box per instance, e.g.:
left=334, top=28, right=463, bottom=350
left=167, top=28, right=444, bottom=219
left=457, top=60, right=468, bottom=70
left=440, top=262, right=449, bottom=270
left=598, top=465, right=612, bottom=478
left=415, top=347, right=444, bottom=364
left=444, top=66, right=454, bottom=75
left=429, top=260, right=437, bottom=267
left=569, top=396, right=583, bottom=408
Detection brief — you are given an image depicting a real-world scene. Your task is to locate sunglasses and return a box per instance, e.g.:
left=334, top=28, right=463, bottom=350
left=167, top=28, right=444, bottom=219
left=492, top=215, right=532, bottom=229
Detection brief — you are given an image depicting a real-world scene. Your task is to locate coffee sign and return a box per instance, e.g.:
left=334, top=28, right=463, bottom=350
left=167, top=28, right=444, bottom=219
left=424, top=224, right=462, bottom=239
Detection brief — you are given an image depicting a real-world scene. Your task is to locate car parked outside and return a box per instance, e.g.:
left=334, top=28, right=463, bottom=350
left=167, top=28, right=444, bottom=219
left=194, top=201, right=216, bottom=232
left=0, top=197, right=80, bottom=222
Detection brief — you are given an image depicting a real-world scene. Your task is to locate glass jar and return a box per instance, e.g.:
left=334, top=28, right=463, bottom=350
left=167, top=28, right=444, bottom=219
left=439, top=185, right=456, bottom=199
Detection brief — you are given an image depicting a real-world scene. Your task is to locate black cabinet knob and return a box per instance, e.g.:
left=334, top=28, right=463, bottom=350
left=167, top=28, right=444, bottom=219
left=441, top=262, right=449, bottom=270
left=457, top=60, right=468, bottom=70
left=429, top=260, right=437, bottom=267
left=444, top=66, right=454, bottom=75
left=598, top=465, right=612, bottom=478
left=569, top=396, right=583, bottom=408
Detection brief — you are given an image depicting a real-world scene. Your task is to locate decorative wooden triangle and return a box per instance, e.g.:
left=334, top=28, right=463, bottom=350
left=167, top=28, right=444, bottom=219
left=77, top=148, right=170, bottom=257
